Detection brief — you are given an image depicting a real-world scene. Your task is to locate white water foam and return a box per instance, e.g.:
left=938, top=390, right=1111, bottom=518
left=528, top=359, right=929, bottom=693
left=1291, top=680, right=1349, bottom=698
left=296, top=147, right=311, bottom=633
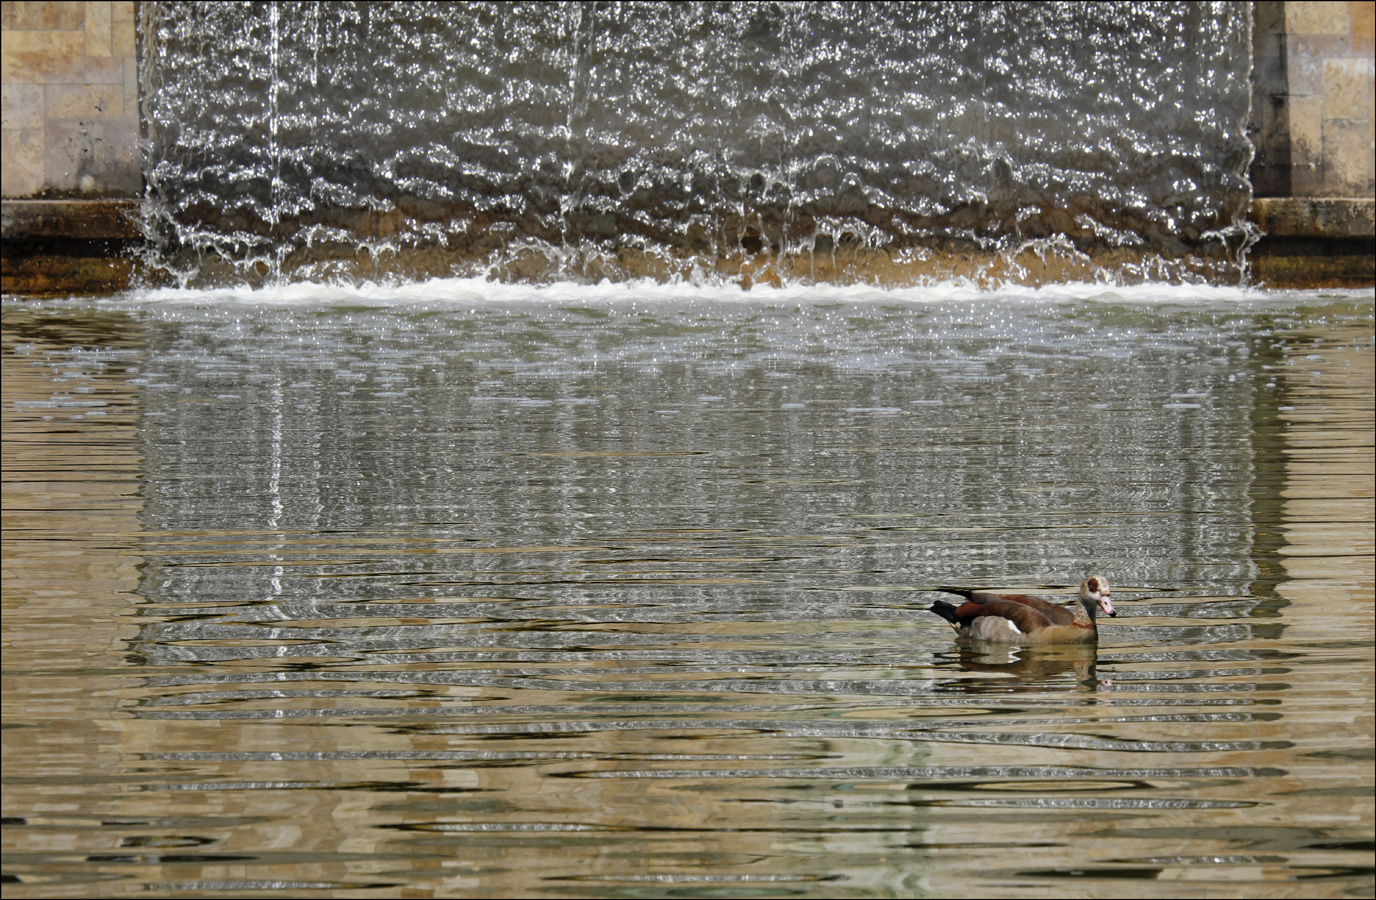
left=120, top=277, right=1365, bottom=311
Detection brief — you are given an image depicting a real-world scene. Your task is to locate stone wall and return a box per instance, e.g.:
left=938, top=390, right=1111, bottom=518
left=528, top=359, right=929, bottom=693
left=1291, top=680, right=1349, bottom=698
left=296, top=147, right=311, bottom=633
left=1252, top=0, right=1375, bottom=198
left=1249, top=1, right=1374, bottom=286
left=1, top=1, right=140, bottom=198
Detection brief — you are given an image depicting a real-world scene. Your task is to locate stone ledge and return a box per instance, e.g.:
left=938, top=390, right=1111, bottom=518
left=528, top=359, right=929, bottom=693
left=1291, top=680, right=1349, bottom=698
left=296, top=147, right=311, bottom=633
left=1, top=199, right=142, bottom=241
left=3, top=197, right=1371, bottom=293
left=1250, top=197, right=1375, bottom=238
left=1, top=248, right=136, bottom=296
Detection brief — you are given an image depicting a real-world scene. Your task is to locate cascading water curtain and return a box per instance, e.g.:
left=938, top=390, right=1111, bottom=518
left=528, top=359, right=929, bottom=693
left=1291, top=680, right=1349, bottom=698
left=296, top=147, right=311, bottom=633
left=139, top=1, right=1255, bottom=288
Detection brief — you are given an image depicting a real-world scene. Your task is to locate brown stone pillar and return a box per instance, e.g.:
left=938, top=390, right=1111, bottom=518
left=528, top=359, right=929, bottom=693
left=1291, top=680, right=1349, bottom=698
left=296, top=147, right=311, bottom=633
left=1, top=1, right=142, bottom=294
left=1248, top=1, right=1375, bottom=286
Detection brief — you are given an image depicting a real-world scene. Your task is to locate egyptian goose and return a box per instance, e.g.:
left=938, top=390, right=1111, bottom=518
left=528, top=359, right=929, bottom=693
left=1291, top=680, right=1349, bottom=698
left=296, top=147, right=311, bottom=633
left=928, top=576, right=1115, bottom=643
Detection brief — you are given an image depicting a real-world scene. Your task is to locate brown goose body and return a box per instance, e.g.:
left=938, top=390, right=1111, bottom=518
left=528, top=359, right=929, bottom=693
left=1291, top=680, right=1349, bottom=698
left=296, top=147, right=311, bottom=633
left=928, top=576, right=1115, bottom=644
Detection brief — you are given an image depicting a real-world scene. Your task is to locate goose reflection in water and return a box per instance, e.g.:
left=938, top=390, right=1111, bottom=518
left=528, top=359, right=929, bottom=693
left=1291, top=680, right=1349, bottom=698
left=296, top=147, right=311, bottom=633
left=936, top=643, right=1108, bottom=693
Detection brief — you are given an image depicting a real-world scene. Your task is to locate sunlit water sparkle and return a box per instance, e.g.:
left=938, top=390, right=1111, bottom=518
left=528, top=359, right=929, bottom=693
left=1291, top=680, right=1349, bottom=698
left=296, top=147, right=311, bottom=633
left=2, top=282, right=1372, bottom=898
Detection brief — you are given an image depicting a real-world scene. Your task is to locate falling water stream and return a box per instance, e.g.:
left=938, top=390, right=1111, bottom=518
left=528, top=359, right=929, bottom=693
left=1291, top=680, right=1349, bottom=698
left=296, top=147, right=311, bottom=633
left=138, top=1, right=1255, bottom=288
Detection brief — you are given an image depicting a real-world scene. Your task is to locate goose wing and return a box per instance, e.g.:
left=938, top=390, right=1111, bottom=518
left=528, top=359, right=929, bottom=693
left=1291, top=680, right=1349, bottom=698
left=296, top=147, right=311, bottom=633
left=949, top=590, right=1076, bottom=627
left=954, top=598, right=1058, bottom=634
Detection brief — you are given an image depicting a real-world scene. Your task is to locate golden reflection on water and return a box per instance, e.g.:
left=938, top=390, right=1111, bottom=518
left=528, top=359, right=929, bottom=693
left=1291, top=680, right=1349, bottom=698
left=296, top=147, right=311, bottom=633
left=2, top=299, right=1373, bottom=899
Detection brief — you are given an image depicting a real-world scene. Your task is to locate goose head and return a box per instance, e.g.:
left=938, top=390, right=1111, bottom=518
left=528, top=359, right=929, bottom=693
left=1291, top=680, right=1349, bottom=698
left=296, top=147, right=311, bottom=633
left=1080, top=576, right=1114, bottom=620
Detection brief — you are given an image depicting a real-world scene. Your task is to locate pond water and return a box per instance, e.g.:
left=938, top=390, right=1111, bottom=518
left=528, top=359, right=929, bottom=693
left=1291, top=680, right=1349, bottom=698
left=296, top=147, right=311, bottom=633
left=3, top=282, right=1373, bottom=898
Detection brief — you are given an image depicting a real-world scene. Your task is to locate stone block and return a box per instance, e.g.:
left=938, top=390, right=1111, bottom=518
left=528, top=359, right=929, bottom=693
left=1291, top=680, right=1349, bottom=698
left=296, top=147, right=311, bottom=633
left=1290, top=93, right=1325, bottom=166
left=122, top=55, right=135, bottom=115
left=1252, top=197, right=1375, bottom=237
left=1254, top=30, right=1285, bottom=64
left=1324, top=57, right=1371, bottom=119
left=1, top=82, right=44, bottom=129
left=1253, top=87, right=1292, bottom=144
left=0, top=249, right=137, bottom=295
left=1353, top=1, right=1374, bottom=53
left=1253, top=139, right=1295, bottom=199
left=1252, top=49, right=1290, bottom=91
left=1, top=30, right=86, bottom=83
left=1289, top=32, right=1351, bottom=58
left=1, top=127, right=44, bottom=195
left=112, top=16, right=133, bottom=58
left=1287, top=1, right=1350, bottom=35
left=1253, top=0, right=1287, bottom=36
left=1, top=1, right=84, bottom=30
left=85, top=1, right=111, bottom=58
left=83, top=54, right=124, bottom=84
left=1323, top=118, right=1373, bottom=193
left=1289, top=56, right=1325, bottom=95
left=43, top=116, right=139, bottom=194
left=1249, top=236, right=1375, bottom=287
left=45, top=82, right=122, bottom=118
left=1290, top=165, right=1325, bottom=197
left=0, top=198, right=141, bottom=238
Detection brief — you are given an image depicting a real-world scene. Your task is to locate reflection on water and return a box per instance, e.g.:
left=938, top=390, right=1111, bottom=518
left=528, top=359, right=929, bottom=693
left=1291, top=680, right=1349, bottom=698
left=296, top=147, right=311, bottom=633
left=2, top=286, right=1373, bottom=898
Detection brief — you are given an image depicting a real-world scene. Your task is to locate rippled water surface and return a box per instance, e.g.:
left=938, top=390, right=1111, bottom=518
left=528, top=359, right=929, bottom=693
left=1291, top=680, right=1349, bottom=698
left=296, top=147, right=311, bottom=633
left=3, top=284, right=1373, bottom=898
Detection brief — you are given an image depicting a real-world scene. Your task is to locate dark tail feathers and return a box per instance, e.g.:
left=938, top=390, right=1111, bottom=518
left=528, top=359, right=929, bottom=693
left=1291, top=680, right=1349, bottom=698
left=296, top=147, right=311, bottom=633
left=928, top=600, right=960, bottom=625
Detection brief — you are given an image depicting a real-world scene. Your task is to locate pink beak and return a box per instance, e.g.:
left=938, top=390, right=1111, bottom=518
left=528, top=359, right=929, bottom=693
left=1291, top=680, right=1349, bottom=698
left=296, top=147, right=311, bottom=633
left=1098, top=594, right=1116, bottom=617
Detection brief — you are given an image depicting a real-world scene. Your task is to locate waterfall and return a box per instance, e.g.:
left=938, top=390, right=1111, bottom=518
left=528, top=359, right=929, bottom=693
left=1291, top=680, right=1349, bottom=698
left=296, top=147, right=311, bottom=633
left=139, top=1, right=1255, bottom=288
